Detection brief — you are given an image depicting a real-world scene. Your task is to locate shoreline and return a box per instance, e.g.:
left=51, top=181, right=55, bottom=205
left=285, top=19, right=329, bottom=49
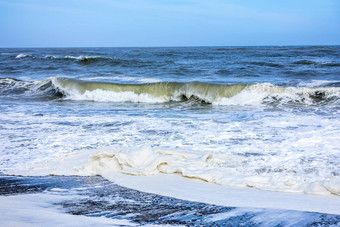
left=105, top=173, right=340, bottom=215
left=1, top=174, right=339, bottom=226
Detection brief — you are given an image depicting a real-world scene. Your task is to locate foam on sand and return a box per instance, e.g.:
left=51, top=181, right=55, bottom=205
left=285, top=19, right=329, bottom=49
left=0, top=194, right=136, bottom=227
left=75, top=146, right=340, bottom=196
left=110, top=174, right=340, bottom=215
left=12, top=146, right=340, bottom=215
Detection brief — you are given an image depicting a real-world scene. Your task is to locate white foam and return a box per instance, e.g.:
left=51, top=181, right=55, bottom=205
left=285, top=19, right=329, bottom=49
left=15, top=54, right=32, bottom=59
left=103, top=174, right=340, bottom=215
left=64, top=55, right=103, bottom=60
left=138, top=78, right=163, bottom=83
left=0, top=194, right=137, bottom=226
left=217, top=83, right=340, bottom=106
left=64, top=55, right=81, bottom=60
left=207, top=207, right=321, bottom=226
left=75, top=146, right=340, bottom=196
left=44, top=55, right=57, bottom=59
left=10, top=147, right=340, bottom=215
left=73, top=89, right=166, bottom=103
left=2, top=91, right=340, bottom=214
left=217, top=83, right=273, bottom=105
left=86, top=76, right=163, bottom=84
left=12, top=143, right=340, bottom=198
left=3, top=104, right=340, bottom=197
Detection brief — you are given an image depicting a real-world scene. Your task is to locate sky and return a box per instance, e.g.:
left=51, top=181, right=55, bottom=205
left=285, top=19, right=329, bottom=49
left=0, top=0, right=339, bottom=47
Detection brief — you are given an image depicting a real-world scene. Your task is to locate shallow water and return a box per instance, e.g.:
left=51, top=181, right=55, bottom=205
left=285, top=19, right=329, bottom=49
left=1, top=174, right=339, bottom=226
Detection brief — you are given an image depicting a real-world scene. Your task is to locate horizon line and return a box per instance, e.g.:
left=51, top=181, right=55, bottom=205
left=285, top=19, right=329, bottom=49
left=1, top=44, right=340, bottom=49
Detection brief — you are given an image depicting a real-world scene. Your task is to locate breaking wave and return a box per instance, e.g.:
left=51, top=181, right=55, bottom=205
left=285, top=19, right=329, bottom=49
left=50, top=78, right=340, bottom=106
left=1, top=77, right=340, bottom=106
left=63, top=55, right=118, bottom=65
left=14, top=54, right=126, bottom=65
left=15, top=54, right=33, bottom=59
left=0, top=77, right=62, bottom=99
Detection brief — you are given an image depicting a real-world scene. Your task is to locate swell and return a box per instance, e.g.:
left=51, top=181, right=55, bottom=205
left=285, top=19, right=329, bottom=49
left=63, top=55, right=122, bottom=65
left=293, top=60, right=340, bottom=67
left=2, top=77, right=340, bottom=106
left=12, top=53, right=340, bottom=68
left=0, top=77, right=62, bottom=99
left=14, top=54, right=151, bottom=66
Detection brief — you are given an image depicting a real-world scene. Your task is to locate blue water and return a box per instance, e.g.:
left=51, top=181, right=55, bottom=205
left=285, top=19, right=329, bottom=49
left=1, top=46, right=340, bottom=197
left=1, top=46, right=339, bottom=84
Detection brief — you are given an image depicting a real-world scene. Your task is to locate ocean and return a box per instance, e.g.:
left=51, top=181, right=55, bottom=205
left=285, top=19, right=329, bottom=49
left=1, top=46, right=340, bottom=226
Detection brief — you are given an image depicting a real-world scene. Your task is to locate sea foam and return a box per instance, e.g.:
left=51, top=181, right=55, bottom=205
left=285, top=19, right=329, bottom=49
left=15, top=54, right=32, bottom=59
left=75, top=146, right=340, bottom=196
left=16, top=144, right=339, bottom=196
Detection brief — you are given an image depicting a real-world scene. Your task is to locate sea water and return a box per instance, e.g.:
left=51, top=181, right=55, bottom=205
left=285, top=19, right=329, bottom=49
left=1, top=47, right=340, bottom=213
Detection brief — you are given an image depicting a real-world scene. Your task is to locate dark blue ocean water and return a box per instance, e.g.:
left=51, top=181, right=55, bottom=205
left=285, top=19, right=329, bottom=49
left=1, top=46, right=340, bottom=85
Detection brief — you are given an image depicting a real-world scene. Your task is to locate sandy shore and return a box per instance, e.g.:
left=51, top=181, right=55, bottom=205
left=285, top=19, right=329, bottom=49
left=0, top=174, right=339, bottom=226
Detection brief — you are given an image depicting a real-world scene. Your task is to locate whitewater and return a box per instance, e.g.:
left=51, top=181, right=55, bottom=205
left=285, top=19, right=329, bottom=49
left=1, top=46, right=340, bottom=224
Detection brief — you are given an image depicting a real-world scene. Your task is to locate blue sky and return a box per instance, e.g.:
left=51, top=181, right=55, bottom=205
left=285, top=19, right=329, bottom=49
left=0, top=0, right=339, bottom=47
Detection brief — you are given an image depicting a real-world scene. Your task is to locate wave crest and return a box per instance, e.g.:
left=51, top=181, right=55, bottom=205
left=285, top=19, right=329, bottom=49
left=51, top=77, right=247, bottom=104
left=51, top=77, right=340, bottom=106
left=15, top=54, right=32, bottom=59
left=0, top=77, right=62, bottom=99
left=64, top=55, right=111, bottom=64
left=2, top=77, right=340, bottom=106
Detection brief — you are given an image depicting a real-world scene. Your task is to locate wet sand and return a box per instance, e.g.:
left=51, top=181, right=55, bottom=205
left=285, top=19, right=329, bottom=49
left=0, top=174, right=339, bottom=226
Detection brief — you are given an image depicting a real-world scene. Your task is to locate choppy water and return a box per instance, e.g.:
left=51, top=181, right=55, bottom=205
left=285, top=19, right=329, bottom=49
left=1, top=46, right=340, bottom=197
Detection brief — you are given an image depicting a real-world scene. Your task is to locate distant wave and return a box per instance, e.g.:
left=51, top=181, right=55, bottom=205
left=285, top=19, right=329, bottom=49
left=51, top=55, right=126, bottom=65
left=2, top=77, right=340, bottom=106
left=15, top=54, right=32, bottom=59
left=294, top=60, right=340, bottom=67
left=44, top=55, right=57, bottom=59
left=14, top=53, right=340, bottom=68
left=62, top=55, right=154, bottom=66
left=247, top=61, right=284, bottom=68
left=64, top=55, right=107, bottom=61
left=11, top=54, right=154, bottom=67
left=13, top=54, right=123, bottom=65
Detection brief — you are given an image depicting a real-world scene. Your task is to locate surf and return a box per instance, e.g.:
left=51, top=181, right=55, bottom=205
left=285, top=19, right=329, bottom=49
left=1, top=77, right=340, bottom=106
left=50, top=77, right=340, bottom=106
